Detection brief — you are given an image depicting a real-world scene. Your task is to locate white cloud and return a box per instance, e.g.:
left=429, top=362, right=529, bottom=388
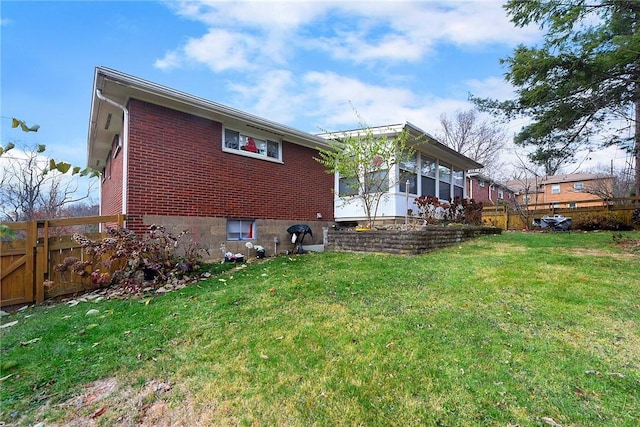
left=154, top=51, right=182, bottom=70
left=169, top=0, right=330, bottom=30
left=465, top=76, right=515, bottom=101
left=157, top=0, right=540, bottom=71
left=184, top=29, right=258, bottom=72
left=228, top=69, right=305, bottom=123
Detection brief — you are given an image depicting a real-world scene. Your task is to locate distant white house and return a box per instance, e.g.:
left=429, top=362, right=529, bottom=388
left=318, top=122, right=483, bottom=225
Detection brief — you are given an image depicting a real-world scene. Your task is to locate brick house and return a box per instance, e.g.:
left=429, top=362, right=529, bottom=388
left=537, top=173, right=614, bottom=208
left=466, top=172, right=517, bottom=205
left=507, top=173, right=614, bottom=208
left=88, top=67, right=335, bottom=257
left=88, top=67, right=485, bottom=253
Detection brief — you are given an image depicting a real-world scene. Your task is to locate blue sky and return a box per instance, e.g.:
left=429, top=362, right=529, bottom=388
left=1, top=0, right=631, bottom=189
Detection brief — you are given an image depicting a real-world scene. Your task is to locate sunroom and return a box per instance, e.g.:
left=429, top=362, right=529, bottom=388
left=320, top=122, right=483, bottom=225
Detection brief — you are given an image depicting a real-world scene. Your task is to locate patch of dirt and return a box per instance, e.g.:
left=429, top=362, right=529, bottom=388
left=27, top=377, right=181, bottom=426
left=564, top=247, right=638, bottom=259
left=613, top=237, right=640, bottom=254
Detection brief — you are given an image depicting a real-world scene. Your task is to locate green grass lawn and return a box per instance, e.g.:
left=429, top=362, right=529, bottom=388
left=1, top=231, right=639, bottom=426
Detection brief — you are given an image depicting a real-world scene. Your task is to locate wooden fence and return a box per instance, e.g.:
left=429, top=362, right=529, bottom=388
left=482, top=197, right=640, bottom=230
left=1, top=215, right=125, bottom=308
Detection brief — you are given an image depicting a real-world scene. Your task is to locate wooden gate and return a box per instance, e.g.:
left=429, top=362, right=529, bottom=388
left=0, top=221, right=38, bottom=307
left=1, top=215, right=125, bottom=308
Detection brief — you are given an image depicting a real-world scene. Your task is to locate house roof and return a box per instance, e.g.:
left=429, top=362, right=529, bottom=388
left=87, top=67, right=334, bottom=168
left=540, top=173, right=612, bottom=184
left=317, top=122, right=483, bottom=171
left=467, top=172, right=517, bottom=192
left=504, top=179, right=543, bottom=194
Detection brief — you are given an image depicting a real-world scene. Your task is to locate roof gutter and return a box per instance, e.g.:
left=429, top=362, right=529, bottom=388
left=96, top=89, right=129, bottom=217
left=95, top=66, right=334, bottom=151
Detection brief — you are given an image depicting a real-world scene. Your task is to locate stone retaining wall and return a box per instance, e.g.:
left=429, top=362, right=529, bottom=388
left=327, top=226, right=502, bottom=254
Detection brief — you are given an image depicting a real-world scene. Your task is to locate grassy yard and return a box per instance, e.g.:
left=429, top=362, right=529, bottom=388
left=1, top=231, right=639, bottom=426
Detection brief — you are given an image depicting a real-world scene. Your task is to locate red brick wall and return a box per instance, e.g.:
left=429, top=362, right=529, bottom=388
left=100, top=135, right=124, bottom=216
left=121, top=98, right=333, bottom=233
left=468, top=178, right=514, bottom=205
left=468, top=178, right=490, bottom=204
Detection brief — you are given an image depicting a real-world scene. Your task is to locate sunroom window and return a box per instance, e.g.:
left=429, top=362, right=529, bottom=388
left=399, top=152, right=417, bottom=194
left=453, top=170, right=464, bottom=199
left=439, top=163, right=452, bottom=200
left=224, top=128, right=280, bottom=160
left=338, top=175, right=358, bottom=196
left=420, top=156, right=437, bottom=197
left=364, top=170, right=389, bottom=194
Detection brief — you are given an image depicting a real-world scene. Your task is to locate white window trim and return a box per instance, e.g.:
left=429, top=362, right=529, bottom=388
left=222, top=127, right=284, bottom=164
left=551, top=184, right=561, bottom=194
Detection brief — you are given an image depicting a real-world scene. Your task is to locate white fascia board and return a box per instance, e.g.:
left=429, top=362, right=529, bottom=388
left=89, top=67, right=334, bottom=159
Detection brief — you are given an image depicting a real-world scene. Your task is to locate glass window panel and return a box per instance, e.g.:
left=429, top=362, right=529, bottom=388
left=267, top=140, right=279, bottom=158
left=453, top=170, right=464, bottom=187
left=454, top=186, right=463, bottom=200
left=225, top=129, right=239, bottom=150
left=439, top=182, right=451, bottom=200
left=439, top=164, right=451, bottom=184
left=364, top=170, right=389, bottom=194
left=399, top=152, right=417, bottom=172
left=227, top=219, right=256, bottom=241
left=339, top=176, right=358, bottom=196
left=421, top=176, right=436, bottom=197
left=399, top=173, right=417, bottom=193
left=421, top=156, right=436, bottom=178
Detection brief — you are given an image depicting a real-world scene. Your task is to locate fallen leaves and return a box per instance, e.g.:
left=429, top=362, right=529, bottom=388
left=90, top=406, right=107, bottom=419
left=20, top=337, right=41, bottom=346
left=541, top=416, right=562, bottom=426
left=1, top=320, right=18, bottom=329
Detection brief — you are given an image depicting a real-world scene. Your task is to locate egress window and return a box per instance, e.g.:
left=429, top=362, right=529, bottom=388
left=224, top=128, right=280, bottom=160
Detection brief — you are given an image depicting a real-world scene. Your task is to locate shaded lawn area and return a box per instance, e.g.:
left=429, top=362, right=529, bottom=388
left=1, top=231, right=639, bottom=426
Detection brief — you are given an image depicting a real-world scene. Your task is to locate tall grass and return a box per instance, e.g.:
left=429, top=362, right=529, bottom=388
left=1, top=231, right=638, bottom=426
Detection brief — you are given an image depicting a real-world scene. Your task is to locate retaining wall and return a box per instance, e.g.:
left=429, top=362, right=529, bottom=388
left=327, top=226, right=502, bottom=254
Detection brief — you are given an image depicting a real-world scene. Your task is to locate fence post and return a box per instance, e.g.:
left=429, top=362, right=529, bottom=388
left=24, top=220, right=36, bottom=303
left=35, top=244, right=45, bottom=303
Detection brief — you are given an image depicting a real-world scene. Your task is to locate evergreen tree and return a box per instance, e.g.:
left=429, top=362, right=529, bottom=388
left=473, top=0, right=640, bottom=195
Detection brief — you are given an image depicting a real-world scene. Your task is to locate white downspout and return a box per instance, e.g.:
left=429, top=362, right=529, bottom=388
left=488, top=183, right=494, bottom=204
left=96, top=89, right=129, bottom=217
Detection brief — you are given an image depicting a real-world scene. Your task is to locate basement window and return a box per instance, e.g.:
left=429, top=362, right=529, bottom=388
left=227, top=219, right=256, bottom=241
left=223, top=128, right=281, bottom=162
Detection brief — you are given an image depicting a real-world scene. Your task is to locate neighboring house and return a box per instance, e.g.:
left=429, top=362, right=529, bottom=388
left=87, top=67, right=335, bottom=256
left=538, top=173, right=614, bottom=208
left=318, top=123, right=483, bottom=224
left=466, top=172, right=517, bottom=205
left=507, top=173, right=614, bottom=208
